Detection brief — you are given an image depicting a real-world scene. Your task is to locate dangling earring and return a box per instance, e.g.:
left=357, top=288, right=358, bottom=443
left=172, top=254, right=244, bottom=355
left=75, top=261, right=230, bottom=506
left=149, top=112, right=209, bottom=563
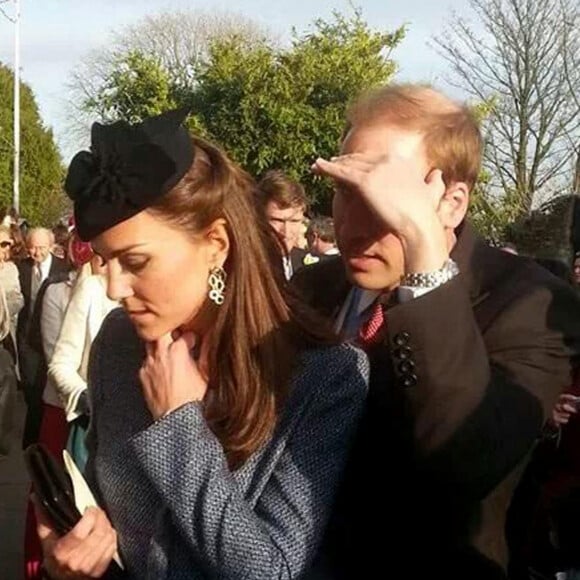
left=208, top=266, right=227, bottom=306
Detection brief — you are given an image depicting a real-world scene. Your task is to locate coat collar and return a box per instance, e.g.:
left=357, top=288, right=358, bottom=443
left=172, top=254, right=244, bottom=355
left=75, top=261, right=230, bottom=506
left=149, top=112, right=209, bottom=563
left=451, top=221, right=497, bottom=305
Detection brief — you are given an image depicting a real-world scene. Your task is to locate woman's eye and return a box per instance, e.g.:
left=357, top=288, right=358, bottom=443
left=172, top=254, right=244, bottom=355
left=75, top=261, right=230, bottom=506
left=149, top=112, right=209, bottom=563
left=124, top=259, right=149, bottom=272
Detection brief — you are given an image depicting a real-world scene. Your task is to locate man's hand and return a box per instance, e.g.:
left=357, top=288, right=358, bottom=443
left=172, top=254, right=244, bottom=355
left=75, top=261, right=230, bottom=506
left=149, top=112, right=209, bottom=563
left=312, top=152, right=450, bottom=273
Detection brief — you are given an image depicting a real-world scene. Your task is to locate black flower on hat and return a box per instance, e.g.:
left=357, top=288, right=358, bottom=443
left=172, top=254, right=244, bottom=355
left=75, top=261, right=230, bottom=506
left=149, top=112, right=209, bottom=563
left=65, top=108, right=194, bottom=241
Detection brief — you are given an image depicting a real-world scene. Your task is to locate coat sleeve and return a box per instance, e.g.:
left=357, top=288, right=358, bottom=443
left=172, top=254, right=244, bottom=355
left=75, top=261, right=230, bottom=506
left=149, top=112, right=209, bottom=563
left=128, top=349, right=368, bottom=579
left=383, top=273, right=580, bottom=498
left=40, top=284, right=66, bottom=363
left=48, top=277, right=94, bottom=421
left=4, top=263, right=24, bottom=318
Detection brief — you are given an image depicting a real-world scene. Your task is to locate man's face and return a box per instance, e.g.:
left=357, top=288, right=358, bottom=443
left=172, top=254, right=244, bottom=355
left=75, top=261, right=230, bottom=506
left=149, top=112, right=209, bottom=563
left=333, top=124, right=430, bottom=291
left=27, top=231, right=52, bottom=264
left=265, top=201, right=305, bottom=253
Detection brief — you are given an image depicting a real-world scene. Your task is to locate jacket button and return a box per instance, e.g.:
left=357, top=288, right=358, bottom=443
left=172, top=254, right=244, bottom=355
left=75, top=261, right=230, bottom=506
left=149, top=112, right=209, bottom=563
left=402, top=374, right=418, bottom=388
left=394, top=346, right=412, bottom=360
left=394, top=332, right=411, bottom=346
left=398, top=360, right=415, bottom=374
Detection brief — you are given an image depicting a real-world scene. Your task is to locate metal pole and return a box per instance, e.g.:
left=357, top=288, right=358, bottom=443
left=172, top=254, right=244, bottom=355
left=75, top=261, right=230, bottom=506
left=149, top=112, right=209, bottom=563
left=13, top=0, right=20, bottom=214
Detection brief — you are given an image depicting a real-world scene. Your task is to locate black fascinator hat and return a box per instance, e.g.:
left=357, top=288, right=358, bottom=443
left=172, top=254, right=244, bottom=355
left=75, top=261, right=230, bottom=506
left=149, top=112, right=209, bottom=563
left=65, top=108, right=194, bottom=241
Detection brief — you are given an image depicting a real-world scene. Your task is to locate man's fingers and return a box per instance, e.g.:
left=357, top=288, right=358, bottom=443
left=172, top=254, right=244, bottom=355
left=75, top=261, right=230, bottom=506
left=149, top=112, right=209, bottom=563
left=424, top=168, right=447, bottom=200
left=311, top=158, right=361, bottom=185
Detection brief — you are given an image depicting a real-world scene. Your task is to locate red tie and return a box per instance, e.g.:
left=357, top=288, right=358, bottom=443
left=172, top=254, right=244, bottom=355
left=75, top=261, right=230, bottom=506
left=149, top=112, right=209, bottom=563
left=357, top=301, right=385, bottom=348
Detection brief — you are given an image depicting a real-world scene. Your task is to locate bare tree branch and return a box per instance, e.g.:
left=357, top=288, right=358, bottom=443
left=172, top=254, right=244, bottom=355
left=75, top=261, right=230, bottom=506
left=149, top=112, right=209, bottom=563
left=62, top=9, right=269, bottom=151
left=434, top=0, right=580, bottom=214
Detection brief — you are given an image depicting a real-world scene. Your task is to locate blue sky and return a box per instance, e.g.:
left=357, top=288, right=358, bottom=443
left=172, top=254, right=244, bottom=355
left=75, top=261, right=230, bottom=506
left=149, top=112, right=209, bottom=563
left=0, top=0, right=472, bottom=159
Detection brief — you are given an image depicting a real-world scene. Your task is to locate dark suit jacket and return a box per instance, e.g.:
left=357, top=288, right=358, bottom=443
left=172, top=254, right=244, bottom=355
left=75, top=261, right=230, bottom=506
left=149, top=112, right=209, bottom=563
left=16, top=256, right=68, bottom=346
left=293, top=222, right=580, bottom=579
left=16, top=256, right=68, bottom=384
left=290, top=247, right=308, bottom=276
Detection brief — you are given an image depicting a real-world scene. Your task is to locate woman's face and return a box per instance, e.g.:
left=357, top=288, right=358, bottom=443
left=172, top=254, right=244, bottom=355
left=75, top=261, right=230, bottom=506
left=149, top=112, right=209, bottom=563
left=92, top=210, right=229, bottom=342
left=0, top=231, right=13, bottom=262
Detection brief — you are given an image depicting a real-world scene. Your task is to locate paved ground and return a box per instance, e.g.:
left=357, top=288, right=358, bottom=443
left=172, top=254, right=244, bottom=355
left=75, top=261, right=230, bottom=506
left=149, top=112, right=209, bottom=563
left=0, top=392, right=28, bottom=580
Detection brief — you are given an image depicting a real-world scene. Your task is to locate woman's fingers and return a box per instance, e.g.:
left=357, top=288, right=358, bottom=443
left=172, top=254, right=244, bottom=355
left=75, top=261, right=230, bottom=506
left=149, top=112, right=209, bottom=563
left=49, top=508, right=117, bottom=578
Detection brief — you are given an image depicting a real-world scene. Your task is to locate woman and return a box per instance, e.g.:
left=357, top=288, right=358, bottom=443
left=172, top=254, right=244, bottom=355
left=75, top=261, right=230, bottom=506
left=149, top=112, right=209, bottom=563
left=0, top=281, right=17, bottom=455
left=0, top=224, right=24, bottom=352
left=36, top=110, right=368, bottom=579
left=48, top=245, right=118, bottom=470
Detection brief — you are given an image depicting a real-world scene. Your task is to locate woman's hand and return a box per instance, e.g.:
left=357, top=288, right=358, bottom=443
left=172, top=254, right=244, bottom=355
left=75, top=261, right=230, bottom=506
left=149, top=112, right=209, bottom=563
left=36, top=503, right=117, bottom=579
left=139, top=330, right=208, bottom=420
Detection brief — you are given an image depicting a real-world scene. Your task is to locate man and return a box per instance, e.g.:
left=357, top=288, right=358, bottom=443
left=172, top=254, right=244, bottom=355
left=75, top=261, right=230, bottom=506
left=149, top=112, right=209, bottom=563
left=257, top=170, right=309, bottom=279
left=306, top=216, right=339, bottom=263
left=17, top=227, right=67, bottom=447
left=295, top=84, right=580, bottom=578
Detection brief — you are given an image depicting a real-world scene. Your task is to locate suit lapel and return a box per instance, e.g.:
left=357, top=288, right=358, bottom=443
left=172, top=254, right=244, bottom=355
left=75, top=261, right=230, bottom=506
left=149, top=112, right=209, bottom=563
left=22, top=260, right=33, bottom=303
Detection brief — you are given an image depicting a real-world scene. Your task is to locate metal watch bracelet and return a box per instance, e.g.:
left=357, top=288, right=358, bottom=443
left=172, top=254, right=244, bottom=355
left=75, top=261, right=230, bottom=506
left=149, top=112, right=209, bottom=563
left=400, top=258, right=459, bottom=288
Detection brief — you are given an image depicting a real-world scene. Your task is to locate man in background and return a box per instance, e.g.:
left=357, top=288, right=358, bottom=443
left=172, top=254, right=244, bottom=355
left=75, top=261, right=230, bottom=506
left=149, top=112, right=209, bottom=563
left=17, top=227, right=67, bottom=447
left=257, top=170, right=309, bottom=279
left=306, top=216, right=339, bottom=263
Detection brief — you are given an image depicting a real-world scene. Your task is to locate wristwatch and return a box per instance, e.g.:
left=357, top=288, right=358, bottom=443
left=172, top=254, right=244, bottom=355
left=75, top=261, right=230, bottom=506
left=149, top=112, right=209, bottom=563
left=401, top=258, right=459, bottom=288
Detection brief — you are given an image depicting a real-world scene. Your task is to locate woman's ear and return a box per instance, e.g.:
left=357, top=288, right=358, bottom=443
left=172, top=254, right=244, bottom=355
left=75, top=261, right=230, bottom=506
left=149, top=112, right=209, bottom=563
left=437, top=180, right=470, bottom=230
left=205, top=218, right=230, bottom=268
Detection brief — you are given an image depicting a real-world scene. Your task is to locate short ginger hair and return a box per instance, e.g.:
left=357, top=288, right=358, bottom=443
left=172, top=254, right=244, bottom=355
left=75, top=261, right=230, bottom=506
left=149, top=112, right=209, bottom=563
left=345, top=83, right=483, bottom=190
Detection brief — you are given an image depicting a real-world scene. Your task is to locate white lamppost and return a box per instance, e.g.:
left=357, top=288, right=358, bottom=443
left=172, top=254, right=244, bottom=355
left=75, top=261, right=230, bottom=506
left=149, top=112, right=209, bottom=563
left=0, top=0, right=20, bottom=214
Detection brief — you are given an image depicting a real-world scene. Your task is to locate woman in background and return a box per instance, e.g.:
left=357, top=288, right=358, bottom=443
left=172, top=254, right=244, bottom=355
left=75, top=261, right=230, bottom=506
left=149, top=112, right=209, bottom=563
left=48, top=239, right=118, bottom=470
left=0, top=225, right=24, bottom=356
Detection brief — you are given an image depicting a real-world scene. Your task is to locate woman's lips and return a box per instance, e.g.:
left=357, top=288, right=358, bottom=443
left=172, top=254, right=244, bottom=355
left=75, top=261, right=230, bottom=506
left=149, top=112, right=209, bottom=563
left=126, top=309, right=151, bottom=319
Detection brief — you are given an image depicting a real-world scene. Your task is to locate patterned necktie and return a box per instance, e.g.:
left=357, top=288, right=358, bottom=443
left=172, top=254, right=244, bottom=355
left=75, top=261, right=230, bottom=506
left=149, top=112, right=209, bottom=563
left=357, top=301, right=386, bottom=349
left=31, top=263, right=43, bottom=304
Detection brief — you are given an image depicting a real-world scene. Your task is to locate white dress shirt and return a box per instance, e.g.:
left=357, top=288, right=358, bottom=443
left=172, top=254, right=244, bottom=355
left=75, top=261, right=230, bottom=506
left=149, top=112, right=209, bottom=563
left=31, top=254, right=53, bottom=308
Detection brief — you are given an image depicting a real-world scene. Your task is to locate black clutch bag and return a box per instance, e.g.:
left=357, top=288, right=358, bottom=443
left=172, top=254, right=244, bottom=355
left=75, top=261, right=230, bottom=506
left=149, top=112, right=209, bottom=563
left=25, top=444, right=128, bottom=579
left=24, top=443, right=82, bottom=536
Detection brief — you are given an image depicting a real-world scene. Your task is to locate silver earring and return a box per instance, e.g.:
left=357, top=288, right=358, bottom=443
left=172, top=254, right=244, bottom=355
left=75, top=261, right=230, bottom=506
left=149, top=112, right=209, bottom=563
left=208, top=266, right=227, bottom=306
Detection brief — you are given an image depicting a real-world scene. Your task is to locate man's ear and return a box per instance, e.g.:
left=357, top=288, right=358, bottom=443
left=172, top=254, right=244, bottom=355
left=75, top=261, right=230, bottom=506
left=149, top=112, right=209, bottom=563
left=438, top=181, right=470, bottom=230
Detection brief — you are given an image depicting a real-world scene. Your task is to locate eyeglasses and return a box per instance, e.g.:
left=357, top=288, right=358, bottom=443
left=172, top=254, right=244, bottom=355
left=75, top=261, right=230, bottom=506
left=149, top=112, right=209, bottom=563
left=0, top=241, right=13, bottom=249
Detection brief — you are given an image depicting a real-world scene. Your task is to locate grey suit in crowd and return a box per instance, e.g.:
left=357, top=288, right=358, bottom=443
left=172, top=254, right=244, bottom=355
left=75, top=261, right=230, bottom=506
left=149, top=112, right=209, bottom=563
left=85, top=309, right=369, bottom=579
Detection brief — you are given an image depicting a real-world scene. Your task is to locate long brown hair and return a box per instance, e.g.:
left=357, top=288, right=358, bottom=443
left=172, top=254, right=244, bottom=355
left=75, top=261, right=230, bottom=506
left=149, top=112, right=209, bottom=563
left=150, top=136, right=336, bottom=469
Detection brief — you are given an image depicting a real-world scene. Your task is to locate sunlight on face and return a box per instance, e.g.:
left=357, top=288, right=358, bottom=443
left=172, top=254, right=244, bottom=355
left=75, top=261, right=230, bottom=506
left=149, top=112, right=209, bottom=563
left=91, top=211, right=219, bottom=342
left=265, top=201, right=305, bottom=253
left=27, top=231, right=52, bottom=264
left=0, top=231, right=13, bottom=262
left=333, top=124, right=428, bottom=291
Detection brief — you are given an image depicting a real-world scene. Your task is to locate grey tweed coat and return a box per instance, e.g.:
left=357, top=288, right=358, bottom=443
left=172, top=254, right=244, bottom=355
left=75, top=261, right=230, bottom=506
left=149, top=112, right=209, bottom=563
left=85, top=310, right=369, bottom=579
